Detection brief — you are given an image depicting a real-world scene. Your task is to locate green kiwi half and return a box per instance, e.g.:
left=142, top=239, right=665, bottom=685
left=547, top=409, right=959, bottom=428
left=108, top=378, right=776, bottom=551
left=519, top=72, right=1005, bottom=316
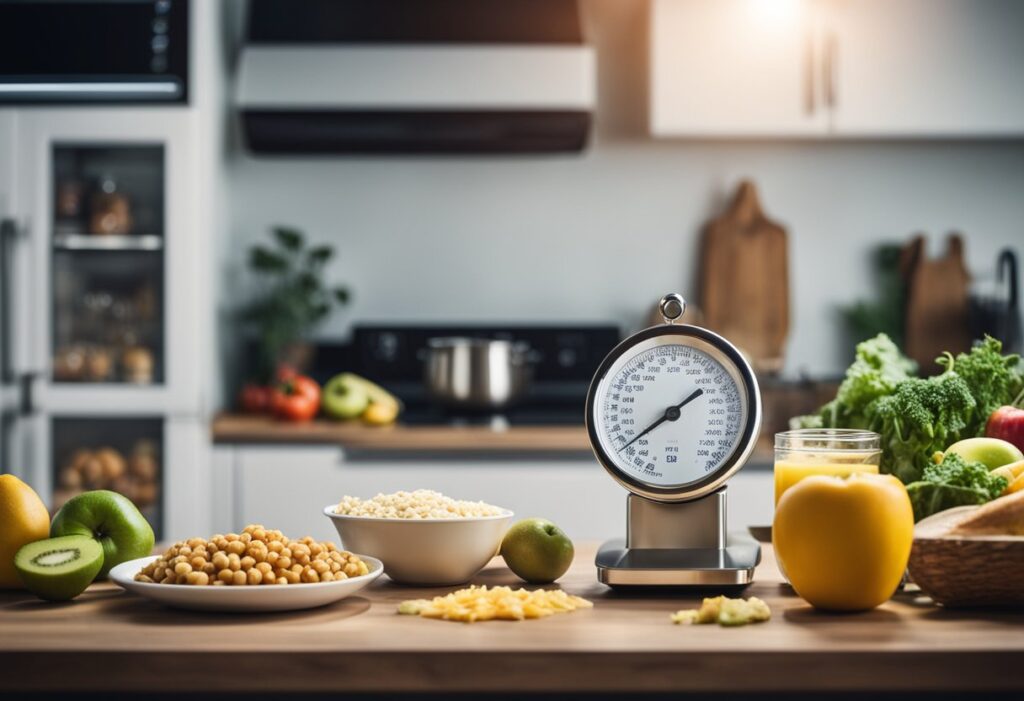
left=14, top=535, right=104, bottom=601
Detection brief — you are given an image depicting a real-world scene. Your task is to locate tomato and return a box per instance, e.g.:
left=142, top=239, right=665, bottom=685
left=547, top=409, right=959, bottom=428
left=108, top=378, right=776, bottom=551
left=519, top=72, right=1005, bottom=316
left=271, top=375, right=321, bottom=422
left=238, top=383, right=272, bottom=414
left=773, top=472, right=913, bottom=611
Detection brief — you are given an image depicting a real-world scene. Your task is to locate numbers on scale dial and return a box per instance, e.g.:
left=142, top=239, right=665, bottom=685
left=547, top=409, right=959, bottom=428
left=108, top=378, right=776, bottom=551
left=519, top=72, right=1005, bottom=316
left=600, top=344, right=744, bottom=487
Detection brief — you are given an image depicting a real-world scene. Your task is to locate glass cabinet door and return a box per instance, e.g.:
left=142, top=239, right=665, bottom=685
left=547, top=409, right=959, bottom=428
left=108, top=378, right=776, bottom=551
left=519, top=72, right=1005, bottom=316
left=51, top=416, right=163, bottom=538
left=51, top=145, right=165, bottom=385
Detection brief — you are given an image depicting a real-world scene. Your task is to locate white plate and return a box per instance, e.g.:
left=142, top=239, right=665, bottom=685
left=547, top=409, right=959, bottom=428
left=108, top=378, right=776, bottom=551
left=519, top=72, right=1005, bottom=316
left=109, top=554, right=383, bottom=612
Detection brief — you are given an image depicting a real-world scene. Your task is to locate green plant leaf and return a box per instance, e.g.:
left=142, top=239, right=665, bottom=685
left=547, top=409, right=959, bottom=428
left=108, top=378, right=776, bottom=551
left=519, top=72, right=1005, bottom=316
left=241, top=226, right=352, bottom=375
left=273, top=226, right=304, bottom=251
left=296, top=271, right=319, bottom=292
left=249, top=246, right=288, bottom=272
left=307, top=245, right=333, bottom=265
left=311, top=302, right=330, bottom=321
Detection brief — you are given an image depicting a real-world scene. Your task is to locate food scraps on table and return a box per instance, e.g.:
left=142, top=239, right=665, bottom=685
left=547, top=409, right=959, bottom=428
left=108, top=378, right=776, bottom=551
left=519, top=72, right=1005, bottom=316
left=670, top=596, right=771, bottom=627
left=397, top=585, right=592, bottom=622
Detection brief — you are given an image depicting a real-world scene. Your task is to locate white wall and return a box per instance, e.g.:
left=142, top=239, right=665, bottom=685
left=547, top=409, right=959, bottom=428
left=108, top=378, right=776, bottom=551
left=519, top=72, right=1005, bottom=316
left=221, top=0, right=1024, bottom=383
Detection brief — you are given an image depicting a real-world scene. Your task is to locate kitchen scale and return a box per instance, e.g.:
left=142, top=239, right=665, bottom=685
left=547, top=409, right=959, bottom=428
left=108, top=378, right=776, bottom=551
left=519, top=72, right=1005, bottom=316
left=586, top=294, right=763, bottom=588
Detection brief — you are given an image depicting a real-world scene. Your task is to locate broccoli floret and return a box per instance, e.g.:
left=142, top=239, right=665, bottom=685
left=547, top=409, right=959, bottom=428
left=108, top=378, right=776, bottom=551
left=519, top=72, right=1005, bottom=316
left=868, top=373, right=975, bottom=482
left=905, top=452, right=1008, bottom=521
left=922, top=453, right=1007, bottom=499
left=938, top=336, right=1022, bottom=432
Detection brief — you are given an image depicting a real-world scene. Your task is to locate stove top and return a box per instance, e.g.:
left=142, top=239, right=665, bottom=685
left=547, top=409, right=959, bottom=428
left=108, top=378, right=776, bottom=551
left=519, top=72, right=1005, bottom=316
left=396, top=390, right=588, bottom=427
left=312, top=324, right=619, bottom=427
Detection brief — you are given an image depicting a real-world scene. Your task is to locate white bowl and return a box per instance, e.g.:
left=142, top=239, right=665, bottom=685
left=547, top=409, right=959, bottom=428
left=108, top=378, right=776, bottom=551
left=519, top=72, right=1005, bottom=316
left=323, top=505, right=513, bottom=585
left=109, top=554, right=383, bottom=612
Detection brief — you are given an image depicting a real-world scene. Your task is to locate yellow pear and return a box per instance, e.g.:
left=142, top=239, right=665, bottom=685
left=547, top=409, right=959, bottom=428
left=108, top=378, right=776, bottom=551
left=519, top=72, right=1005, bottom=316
left=0, top=474, right=52, bottom=588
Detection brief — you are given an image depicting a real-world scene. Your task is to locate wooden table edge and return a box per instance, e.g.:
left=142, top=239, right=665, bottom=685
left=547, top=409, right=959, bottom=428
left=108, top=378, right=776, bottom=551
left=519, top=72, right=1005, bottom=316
left=4, top=649, right=1023, bottom=694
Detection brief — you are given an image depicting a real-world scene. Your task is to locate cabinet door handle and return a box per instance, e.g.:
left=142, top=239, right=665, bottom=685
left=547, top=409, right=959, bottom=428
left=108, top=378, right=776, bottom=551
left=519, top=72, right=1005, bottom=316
left=824, top=31, right=838, bottom=109
left=804, top=23, right=816, bottom=115
left=0, top=218, right=17, bottom=384
left=0, top=408, right=13, bottom=471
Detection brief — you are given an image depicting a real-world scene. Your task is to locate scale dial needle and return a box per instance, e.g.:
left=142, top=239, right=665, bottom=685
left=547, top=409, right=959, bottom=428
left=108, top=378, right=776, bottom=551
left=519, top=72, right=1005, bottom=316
left=617, top=388, right=704, bottom=452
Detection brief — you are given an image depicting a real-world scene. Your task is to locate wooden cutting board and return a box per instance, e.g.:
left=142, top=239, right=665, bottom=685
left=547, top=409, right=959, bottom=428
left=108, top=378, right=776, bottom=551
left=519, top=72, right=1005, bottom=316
left=699, top=180, right=789, bottom=372
left=901, top=234, right=971, bottom=372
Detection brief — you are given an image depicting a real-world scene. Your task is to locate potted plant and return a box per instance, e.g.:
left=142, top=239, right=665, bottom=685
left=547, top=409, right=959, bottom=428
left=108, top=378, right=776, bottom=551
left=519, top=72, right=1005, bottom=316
left=239, top=226, right=350, bottom=400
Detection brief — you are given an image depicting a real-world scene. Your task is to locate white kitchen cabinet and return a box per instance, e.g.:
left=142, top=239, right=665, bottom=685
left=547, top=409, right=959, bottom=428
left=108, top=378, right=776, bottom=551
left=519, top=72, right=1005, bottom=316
left=216, top=445, right=775, bottom=543
left=0, top=109, right=208, bottom=541
left=650, top=0, right=1024, bottom=138
left=829, top=0, right=1024, bottom=136
left=650, top=0, right=827, bottom=137
left=14, top=108, right=202, bottom=414
left=0, top=4, right=223, bottom=539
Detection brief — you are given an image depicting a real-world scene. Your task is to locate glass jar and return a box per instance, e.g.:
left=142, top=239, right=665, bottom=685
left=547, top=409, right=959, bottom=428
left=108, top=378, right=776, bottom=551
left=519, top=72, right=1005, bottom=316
left=774, top=429, right=882, bottom=506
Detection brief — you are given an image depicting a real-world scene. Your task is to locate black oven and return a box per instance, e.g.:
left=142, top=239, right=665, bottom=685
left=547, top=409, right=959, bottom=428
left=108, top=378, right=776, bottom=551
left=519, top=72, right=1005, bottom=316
left=0, top=0, right=188, bottom=104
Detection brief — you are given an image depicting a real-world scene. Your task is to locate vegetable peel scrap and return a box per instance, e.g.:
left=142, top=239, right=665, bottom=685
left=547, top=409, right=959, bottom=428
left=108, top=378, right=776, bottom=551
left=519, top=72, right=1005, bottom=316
left=670, top=596, right=771, bottom=627
left=398, top=585, right=592, bottom=623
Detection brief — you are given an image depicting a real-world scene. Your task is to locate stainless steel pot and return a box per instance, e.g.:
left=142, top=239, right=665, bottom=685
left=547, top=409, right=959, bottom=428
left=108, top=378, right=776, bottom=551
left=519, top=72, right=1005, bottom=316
left=422, top=337, right=535, bottom=410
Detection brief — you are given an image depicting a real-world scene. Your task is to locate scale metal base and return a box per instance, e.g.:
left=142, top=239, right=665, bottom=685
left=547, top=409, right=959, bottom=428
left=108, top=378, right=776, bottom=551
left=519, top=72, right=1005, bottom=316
left=596, top=487, right=761, bottom=588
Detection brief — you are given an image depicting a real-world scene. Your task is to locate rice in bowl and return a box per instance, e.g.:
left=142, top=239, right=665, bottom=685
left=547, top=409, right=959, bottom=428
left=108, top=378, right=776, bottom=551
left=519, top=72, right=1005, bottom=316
left=335, top=489, right=505, bottom=520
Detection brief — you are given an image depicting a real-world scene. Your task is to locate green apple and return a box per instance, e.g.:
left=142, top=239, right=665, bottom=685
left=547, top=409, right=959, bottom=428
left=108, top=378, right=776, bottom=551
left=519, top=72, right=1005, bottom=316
left=942, top=437, right=1024, bottom=471
left=322, top=373, right=371, bottom=420
left=500, top=518, right=575, bottom=584
left=50, top=490, right=154, bottom=578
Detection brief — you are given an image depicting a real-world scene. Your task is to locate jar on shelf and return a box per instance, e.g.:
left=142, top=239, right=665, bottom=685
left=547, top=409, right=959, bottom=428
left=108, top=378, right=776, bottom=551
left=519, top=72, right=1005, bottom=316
left=89, top=175, right=133, bottom=235
left=122, top=346, right=155, bottom=384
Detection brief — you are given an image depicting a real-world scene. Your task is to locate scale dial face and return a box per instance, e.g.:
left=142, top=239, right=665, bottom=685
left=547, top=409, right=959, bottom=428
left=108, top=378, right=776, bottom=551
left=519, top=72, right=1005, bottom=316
left=586, top=328, right=760, bottom=502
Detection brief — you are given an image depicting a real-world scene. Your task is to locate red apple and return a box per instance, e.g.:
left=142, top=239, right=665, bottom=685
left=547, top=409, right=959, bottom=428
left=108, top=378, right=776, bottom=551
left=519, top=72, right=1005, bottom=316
left=987, top=405, right=1024, bottom=454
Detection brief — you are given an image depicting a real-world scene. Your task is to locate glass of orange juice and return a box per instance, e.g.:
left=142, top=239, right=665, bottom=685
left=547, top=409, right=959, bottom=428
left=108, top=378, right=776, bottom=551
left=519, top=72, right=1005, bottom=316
left=774, top=429, right=882, bottom=506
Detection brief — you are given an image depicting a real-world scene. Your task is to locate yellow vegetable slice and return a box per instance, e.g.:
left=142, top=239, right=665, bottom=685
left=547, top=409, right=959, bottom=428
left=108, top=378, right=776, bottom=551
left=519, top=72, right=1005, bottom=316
left=1006, top=472, right=1024, bottom=496
left=669, top=609, right=700, bottom=625
left=992, top=460, right=1024, bottom=494
left=719, top=597, right=771, bottom=626
left=398, top=585, right=592, bottom=623
left=670, top=596, right=770, bottom=627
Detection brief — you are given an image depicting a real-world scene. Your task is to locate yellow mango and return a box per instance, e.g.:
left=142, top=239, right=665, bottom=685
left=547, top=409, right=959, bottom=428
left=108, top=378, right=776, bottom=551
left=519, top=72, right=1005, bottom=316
left=774, top=472, right=913, bottom=611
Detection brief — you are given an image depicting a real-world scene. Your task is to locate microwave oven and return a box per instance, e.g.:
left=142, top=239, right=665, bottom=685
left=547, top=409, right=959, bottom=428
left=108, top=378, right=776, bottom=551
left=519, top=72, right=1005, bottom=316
left=0, top=0, right=188, bottom=104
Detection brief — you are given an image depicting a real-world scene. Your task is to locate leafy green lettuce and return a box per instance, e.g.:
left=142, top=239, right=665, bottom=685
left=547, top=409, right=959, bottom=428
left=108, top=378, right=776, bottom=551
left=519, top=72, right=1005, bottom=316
left=794, top=334, right=915, bottom=431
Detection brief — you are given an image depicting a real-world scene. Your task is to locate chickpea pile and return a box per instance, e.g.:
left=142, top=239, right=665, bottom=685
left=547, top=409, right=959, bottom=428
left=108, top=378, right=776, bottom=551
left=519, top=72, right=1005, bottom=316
left=135, top=524, right=370, bottom=586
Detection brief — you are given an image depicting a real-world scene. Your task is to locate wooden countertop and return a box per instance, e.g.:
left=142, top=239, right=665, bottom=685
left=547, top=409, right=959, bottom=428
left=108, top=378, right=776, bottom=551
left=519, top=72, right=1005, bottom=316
left=212, top=414, right=777, bottom=463
left=2, top=544, right=1023, bottom=696
left=212, top=413, right=593, bottom=454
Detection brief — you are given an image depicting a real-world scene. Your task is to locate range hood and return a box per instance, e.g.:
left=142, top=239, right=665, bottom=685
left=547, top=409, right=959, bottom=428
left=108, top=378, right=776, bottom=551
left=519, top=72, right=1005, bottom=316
left=237, top=0, right=595, bottom=154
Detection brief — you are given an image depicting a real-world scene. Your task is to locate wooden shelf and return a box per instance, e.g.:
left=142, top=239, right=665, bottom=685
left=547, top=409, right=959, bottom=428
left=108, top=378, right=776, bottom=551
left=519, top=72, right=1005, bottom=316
left=212, top=413, right=594, bottom=454
left=2, top=544, right=1022, bottom=695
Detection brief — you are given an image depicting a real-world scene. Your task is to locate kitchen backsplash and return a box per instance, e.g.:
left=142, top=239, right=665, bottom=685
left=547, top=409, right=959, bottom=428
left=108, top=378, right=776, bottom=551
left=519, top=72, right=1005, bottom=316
left=218, top=0, right=1024, bottom=379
